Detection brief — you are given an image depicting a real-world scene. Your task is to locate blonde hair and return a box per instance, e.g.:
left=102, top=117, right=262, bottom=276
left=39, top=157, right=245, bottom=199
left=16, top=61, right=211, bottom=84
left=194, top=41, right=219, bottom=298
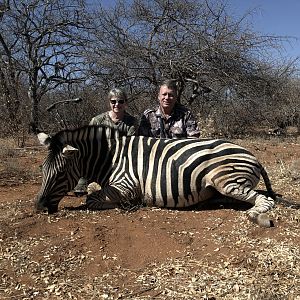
left=160, top=79, right=178, bottom=92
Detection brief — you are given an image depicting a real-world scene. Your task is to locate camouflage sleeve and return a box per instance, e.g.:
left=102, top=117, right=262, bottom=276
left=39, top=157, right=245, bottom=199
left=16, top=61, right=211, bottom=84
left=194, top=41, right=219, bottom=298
left=185, top=111, right=200, bottom=138
left=89, top=114, right=104, bottom=126
left=138, top=113, right=152, bottom=137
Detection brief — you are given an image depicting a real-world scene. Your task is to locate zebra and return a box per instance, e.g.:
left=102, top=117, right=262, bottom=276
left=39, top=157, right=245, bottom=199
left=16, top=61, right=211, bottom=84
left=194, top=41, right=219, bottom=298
left=36, top=125, right=277, bottom=227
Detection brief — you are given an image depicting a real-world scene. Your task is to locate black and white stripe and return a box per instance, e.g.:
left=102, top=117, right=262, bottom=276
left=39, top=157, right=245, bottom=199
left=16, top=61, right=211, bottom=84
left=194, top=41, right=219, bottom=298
left=36, top=125, right=276, bottom=227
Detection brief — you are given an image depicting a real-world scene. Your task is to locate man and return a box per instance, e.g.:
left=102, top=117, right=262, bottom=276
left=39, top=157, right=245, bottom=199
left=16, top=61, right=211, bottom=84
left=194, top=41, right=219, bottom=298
left=138, top=80, right=200, bottom=138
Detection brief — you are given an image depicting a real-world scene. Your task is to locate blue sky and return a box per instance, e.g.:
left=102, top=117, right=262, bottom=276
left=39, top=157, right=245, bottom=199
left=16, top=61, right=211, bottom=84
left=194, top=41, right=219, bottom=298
left=227, top=0, right=300, bottom=61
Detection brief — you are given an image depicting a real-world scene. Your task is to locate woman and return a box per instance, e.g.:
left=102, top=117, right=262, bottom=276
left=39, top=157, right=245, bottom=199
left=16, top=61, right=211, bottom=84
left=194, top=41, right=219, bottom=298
left=74, top=88, right=137, bottom=196
left=89, top=88, right=137, bottom=135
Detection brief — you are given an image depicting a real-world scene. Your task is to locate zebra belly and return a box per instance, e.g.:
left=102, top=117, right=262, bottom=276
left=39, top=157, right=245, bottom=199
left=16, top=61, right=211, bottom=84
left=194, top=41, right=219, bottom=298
left=142, top=186, right=217, bottom=208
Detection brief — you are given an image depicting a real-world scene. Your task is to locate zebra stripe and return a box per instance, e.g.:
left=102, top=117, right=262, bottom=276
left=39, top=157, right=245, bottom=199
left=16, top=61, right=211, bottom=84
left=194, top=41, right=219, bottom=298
left=36, top=125, right=276, bottom=227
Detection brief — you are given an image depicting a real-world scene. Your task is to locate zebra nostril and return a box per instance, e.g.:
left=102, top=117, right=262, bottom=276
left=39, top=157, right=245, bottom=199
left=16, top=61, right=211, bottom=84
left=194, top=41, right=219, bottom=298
left=35, top=201, right=48, bottom=213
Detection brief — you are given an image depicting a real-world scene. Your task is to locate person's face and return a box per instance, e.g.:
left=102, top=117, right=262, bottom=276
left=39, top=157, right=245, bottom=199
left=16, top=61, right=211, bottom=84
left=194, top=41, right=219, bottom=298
left=158, top=85, right=177, bottom=113
left=109, top=97, right=127, bottom=113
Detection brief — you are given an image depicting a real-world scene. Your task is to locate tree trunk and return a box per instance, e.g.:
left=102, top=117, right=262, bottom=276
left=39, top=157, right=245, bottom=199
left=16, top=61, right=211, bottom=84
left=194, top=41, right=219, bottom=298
left=28, top=85, right=39, bottom=133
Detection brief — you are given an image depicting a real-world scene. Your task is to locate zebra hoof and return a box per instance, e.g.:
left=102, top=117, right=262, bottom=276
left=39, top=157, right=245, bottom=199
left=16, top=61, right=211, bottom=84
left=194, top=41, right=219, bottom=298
left=247, top=212, right=274, bottom=228
left=256, top=214, right=274, bottom=228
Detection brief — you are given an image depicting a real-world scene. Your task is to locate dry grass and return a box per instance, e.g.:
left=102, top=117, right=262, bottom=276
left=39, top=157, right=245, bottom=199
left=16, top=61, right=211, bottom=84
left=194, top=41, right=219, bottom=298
left=1, top=204, right=299, bottom=299
left=0, top=140, right=42, bottom=186
left=289, top=159, right=300, bottom=181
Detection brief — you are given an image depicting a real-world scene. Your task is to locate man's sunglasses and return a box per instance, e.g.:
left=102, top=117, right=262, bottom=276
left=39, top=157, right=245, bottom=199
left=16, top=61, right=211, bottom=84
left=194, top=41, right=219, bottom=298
left=110, top=99, right=125, bottom=104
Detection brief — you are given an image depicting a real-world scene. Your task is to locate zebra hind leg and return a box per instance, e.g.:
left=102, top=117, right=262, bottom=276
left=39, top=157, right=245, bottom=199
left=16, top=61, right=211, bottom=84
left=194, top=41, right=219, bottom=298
left=245, top=191, right=275, bottom=227
left=219, top=186, right=275, bottom=227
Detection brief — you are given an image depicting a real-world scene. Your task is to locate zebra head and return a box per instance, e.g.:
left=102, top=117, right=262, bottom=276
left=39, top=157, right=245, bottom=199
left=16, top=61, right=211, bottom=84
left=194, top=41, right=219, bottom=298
left=35, top=132, right=80, bottom=213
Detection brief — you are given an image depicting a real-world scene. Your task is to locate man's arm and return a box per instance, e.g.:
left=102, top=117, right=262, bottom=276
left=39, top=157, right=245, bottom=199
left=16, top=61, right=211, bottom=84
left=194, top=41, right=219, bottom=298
left=186, top=111, right=200, bottom=138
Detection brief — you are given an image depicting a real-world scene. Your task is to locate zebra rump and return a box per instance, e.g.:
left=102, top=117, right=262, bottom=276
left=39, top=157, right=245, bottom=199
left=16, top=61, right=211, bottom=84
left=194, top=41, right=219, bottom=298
left=36, top=125, right=277, bottom=227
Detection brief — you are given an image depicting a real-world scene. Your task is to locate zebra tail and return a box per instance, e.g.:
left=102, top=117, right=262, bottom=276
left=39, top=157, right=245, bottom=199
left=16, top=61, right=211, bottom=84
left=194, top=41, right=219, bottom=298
left=260, top=165, right=276, bottom=200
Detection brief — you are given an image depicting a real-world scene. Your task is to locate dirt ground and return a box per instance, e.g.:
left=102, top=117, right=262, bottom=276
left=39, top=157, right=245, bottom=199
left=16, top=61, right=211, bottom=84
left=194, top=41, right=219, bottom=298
left=0, top=137, right=300, bottom=299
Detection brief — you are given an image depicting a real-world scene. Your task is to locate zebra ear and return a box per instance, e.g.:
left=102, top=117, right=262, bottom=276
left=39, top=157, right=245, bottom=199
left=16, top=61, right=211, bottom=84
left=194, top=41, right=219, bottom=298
left=37, top=132, right=52, bottom=147
left=62, top=144, right=78, bottom=158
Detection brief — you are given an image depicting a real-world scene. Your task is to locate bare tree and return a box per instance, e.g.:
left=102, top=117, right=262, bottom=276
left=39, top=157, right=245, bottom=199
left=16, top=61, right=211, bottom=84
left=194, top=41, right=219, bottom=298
left=1, top=0, right=298, bottom=137
left=0, top=0, right=91, bottom=133
left=85, top=0, right=298, bottom=134
left=0, top=0, right=22, bottom=135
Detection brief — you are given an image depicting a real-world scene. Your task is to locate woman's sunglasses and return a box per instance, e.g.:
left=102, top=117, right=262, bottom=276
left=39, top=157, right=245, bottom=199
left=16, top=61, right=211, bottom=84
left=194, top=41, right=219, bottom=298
left=110, top=99, right=125, bottom=104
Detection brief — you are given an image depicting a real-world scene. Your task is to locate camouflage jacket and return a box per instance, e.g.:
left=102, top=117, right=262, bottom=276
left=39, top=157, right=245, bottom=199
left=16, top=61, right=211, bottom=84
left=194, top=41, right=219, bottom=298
left=138, top=104, right=200, bottom=138
left=90, top=111, right=137, bottom=136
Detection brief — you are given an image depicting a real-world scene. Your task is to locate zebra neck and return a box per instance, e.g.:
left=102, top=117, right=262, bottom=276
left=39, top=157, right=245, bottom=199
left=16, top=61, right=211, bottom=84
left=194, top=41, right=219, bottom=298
left=59, top=126, right=121, bottom=184
left=77, top=129, right=118, bottom=185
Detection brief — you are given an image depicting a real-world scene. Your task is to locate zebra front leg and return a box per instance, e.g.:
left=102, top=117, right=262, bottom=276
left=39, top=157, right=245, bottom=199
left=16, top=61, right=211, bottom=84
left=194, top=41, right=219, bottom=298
left=86, top=185, right=123, bottom=210
left=86, top=183, right=141, bottom=210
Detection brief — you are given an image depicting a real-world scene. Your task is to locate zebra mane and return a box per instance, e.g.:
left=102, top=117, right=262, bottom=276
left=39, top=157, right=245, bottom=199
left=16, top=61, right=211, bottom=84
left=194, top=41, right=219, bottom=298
left=48, top=125, right=125, bottom=152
